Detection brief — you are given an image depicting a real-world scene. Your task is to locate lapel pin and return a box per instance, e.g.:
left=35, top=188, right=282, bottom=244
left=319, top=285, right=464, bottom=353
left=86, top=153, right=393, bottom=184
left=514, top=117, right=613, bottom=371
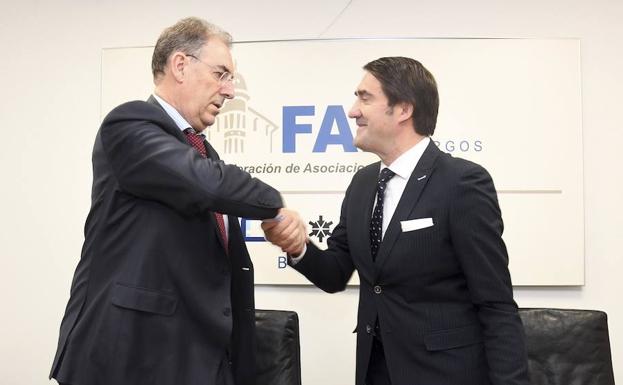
left=417, top=175, right=427, bottom=181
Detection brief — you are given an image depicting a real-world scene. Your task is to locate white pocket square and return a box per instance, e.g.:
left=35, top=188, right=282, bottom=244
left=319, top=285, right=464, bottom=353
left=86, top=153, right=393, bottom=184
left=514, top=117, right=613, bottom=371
left=401, top=218, right=434, bottom=232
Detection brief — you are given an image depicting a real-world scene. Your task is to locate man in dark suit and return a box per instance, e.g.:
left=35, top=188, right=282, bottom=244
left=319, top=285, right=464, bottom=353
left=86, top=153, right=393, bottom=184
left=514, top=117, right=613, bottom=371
left=50, top=17, right=303, bottom=385
left=263, top=57, right=530, bottom=385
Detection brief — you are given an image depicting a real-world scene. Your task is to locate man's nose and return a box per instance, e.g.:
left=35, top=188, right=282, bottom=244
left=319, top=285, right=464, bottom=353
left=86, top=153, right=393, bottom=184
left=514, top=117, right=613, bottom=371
left=220, top=81, right=235, bottom=99
left=348, top=103, right=361, bottom=119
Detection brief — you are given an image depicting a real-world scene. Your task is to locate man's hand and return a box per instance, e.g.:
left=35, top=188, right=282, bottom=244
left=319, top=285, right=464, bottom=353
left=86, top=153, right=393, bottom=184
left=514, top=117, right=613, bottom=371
left=262, top=208, right=308, bottom=256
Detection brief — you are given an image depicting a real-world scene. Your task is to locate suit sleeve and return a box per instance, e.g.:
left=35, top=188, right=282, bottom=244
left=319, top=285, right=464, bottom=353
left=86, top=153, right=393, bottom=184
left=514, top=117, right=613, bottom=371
left=449, top=163, right=530, bottom=385
left=100, top=102, right=282, bottom=220
left=291, top=182, right=356, bottom=293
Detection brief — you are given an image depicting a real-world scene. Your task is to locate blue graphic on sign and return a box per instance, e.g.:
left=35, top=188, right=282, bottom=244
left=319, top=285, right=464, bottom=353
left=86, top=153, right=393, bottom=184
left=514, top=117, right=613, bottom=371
left=240, top=218, right=266, bottom=242
left=282, top=105, right=357, bottom=153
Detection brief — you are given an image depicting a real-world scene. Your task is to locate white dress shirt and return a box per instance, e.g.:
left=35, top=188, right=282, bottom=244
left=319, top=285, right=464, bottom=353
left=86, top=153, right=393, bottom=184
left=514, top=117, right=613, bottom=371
left=377, top=136, right=430, bottom=239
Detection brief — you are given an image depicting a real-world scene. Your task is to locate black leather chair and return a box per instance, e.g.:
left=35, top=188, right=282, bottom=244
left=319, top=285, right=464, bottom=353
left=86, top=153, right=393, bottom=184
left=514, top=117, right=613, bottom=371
left=519, top=308, right=615, bottom=385
left=254, top=308, right=616, bottom=385
left=255, top=309, right=302, bottom=385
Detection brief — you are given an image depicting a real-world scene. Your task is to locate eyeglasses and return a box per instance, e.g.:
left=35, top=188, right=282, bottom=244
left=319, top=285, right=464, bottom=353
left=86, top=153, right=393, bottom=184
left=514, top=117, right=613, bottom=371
left=186, top=54, right=235, bottom=84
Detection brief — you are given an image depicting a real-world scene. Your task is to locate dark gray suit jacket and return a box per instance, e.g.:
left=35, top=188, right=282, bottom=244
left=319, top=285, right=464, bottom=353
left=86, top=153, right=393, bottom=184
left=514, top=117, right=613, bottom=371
left=50, top=97, right=282, bottom=385
left=293, top=140, right=530, bottom=385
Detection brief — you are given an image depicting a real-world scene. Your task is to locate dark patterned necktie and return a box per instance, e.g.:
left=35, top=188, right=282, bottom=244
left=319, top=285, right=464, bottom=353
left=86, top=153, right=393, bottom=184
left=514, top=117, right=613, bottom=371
left=184, top=129, right=228, bottom=252
left=370, top=168, right=395, bottom=261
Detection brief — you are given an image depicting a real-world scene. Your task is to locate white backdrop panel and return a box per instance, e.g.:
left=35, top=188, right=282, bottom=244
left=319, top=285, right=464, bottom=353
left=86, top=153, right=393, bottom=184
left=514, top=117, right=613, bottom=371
left=101, top=38, right=583, bottom=286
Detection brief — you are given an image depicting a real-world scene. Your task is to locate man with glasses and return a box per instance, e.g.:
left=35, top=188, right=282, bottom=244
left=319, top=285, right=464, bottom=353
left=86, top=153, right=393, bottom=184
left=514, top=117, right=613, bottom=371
left=50, top=17, right=304, bottom=385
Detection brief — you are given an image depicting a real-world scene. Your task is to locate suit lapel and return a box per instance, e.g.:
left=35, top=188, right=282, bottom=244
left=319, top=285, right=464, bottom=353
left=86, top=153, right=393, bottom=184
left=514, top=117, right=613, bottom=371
left=203, top=139, right=221, bottom=161
left=374, top=141, right=441, bottom=272
left=146, top=95, right=188, bottom=144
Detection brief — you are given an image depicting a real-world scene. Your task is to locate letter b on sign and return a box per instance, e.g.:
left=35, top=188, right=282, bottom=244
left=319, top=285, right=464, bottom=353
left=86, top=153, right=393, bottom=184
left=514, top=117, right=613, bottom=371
left=278, top=256, right=287, bottom=269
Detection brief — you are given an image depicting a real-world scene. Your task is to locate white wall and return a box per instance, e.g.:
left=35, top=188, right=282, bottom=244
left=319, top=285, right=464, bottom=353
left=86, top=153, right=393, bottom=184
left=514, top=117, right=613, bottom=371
left=0, top=1, right=621, bottom=384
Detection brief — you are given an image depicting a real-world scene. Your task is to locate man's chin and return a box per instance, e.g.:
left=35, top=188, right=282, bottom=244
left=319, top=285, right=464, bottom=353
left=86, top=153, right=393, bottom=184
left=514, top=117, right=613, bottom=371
left=200, top=116, right=216, bottom=129
left=353, top=137, right=365, bottom=150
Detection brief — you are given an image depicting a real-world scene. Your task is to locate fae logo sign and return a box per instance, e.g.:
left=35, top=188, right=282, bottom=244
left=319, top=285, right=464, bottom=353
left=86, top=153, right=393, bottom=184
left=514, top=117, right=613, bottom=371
left=206, top=73, right=357, bottom=155
left=101, top=39, right=584, bottom=285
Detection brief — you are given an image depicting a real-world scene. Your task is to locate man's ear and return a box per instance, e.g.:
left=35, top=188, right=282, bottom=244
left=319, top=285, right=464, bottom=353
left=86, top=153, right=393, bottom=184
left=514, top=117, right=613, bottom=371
left=396, top=102, right=414, bottom=124
left=169, top=51, right=187, bottom=83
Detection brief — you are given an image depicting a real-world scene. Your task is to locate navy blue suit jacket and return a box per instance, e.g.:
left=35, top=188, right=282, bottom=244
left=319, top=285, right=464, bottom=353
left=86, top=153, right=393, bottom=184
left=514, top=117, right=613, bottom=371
left=294, top=141, right=530, bottom=385
left=51, top=97, right=282, bottom=385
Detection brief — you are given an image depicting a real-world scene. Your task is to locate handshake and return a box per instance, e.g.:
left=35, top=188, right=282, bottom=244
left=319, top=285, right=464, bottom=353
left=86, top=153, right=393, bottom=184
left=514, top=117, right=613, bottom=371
left=262, top=208, right=309, bottom=257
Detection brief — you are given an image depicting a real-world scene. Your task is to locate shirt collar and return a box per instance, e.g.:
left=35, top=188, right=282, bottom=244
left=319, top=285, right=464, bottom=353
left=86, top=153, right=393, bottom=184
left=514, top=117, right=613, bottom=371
left=381, top=136, right=431, bottom=180
left=152, top=94, right=202, bottom=136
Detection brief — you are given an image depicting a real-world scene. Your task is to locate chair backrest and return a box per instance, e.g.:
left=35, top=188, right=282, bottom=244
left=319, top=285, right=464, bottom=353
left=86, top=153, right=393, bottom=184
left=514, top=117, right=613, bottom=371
left=255, top=309, right=302, bottom=385
left=519, top=308, right=615, bottom=385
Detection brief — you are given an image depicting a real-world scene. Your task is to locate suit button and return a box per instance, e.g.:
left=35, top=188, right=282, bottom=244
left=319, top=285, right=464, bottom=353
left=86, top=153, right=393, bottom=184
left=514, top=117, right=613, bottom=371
left=223, top=307, right=231, bottom=317
left=373, top=285, right=382, bottom=294
left=366, top=325, right=372, bottom=334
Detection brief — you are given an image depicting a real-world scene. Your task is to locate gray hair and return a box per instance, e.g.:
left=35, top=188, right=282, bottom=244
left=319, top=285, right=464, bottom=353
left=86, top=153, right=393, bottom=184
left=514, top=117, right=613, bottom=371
left=151, top=17, right=232, bottom=79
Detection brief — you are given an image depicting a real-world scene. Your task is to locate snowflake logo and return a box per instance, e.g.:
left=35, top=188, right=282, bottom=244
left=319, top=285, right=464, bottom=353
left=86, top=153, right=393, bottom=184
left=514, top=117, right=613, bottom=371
left=309, top=215, right=333, bottom=242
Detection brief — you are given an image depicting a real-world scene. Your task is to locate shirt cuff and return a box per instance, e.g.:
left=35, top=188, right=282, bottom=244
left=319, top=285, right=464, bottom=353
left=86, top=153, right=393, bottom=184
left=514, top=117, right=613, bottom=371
left=289, top=244, right=307, bottom=265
